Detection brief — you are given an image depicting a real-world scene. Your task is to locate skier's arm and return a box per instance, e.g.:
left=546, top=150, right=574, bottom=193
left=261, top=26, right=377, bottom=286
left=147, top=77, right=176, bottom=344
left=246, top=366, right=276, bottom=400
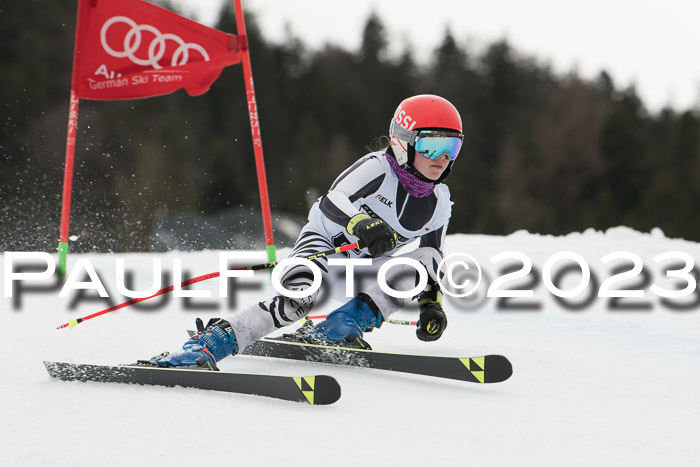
left=318, top=157, right=386, bottom=227
left=419, top=225, right=447, bottom=257
left=416, top=224, right=449, bottom=341
left=319, top=157, right=397, bottom=255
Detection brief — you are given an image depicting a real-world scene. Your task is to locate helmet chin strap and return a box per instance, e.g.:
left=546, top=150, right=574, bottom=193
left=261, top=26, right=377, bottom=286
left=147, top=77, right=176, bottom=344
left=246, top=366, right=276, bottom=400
left=404, top=145, right=445, bottom=184
left=387, top=145, right=444, bottom=184
left=405, top=161, right=437, bottom=183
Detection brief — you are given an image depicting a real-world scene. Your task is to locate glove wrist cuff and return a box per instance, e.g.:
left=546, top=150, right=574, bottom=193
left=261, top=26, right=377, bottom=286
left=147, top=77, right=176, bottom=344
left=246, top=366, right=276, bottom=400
left=347, top=213, right=371, bottom=236
left=418, top=288, right=443, bottom=307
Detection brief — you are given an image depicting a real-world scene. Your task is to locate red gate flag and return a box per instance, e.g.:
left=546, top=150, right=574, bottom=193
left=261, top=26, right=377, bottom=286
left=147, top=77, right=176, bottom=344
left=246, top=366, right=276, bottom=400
left=74, top=0, right=242, bottom=100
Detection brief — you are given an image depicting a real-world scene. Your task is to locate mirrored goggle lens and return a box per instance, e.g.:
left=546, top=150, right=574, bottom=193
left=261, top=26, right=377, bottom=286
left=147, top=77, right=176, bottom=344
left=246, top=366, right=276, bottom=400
left=414, top=133, right=463, bottom=160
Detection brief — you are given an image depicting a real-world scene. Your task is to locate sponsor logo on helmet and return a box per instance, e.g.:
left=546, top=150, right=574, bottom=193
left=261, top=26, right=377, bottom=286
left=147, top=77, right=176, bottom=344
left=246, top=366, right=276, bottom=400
left=393, top=106, right=417, bottom=131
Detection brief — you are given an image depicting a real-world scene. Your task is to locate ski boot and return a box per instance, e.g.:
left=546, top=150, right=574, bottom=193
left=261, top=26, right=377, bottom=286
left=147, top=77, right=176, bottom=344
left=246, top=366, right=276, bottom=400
left=286, top=294, right=383, bottom=349
left=152, top=318, right=239, bottom=370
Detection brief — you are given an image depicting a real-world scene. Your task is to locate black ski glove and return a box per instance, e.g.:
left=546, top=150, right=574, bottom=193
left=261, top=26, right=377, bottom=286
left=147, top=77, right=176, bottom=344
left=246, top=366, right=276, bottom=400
left=347, top=214, right=397, bottom=257
left=416, top=288, right=447, bottom=341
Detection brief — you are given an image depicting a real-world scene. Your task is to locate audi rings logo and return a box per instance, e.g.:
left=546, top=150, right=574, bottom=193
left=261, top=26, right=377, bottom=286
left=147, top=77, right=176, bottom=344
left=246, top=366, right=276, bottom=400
left=100, top=16, right=210, bottom=69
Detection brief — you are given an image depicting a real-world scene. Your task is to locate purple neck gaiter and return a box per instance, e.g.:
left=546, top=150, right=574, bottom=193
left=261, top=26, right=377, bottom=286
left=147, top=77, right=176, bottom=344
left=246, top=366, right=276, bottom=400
left=385, top=154, right=435, bottom=198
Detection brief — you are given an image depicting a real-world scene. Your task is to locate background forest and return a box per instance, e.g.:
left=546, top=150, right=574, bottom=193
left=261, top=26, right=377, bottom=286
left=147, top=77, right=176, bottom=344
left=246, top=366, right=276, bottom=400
left=2, top=1, right=699, bottom=252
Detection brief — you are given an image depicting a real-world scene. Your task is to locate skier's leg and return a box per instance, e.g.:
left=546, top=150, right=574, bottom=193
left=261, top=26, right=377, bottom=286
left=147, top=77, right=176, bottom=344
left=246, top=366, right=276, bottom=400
left=361, top=247, right=443, bottom=318
left=307, top=247, right=442, bottom=344
left=228, top=230, right=336, bottom=349
left=156, top=230, right=335, bottom=367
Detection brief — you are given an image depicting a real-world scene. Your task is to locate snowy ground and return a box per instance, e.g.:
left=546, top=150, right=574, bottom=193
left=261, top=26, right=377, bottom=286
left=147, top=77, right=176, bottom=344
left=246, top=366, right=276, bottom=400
left=1, top=227, right=699, bottom=466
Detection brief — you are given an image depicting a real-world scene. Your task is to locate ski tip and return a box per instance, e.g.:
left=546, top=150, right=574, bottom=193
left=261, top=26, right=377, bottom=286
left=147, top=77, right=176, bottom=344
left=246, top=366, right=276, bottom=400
left=459, top=355, right=513, bottom=383
left=484, top=355, right=513, bottom=383
left=294, top=375, right=341, bottom=405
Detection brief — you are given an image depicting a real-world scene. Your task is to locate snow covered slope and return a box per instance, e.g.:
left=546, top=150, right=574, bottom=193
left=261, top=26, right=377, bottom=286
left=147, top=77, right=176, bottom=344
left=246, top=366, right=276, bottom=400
left=1, top=228, right=699, bottom=466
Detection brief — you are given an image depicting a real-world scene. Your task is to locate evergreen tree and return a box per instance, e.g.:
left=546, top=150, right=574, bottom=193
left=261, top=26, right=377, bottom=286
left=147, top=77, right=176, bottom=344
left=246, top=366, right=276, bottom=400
left=3, top=4, right=700, bottom=249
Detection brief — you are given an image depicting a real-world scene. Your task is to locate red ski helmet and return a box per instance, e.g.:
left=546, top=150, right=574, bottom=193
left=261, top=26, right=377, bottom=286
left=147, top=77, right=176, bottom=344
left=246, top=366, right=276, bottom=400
left=389, top=95, right=463, bottom=175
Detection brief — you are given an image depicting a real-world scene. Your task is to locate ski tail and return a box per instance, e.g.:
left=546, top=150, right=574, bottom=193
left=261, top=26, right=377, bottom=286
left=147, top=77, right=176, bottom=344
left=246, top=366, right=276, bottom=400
left=44, top=361, right=341, bottom=405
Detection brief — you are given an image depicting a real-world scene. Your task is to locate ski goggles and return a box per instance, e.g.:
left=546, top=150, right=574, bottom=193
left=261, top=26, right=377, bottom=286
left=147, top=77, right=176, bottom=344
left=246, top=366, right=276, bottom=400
left=413, top=130, right=463, bottom=161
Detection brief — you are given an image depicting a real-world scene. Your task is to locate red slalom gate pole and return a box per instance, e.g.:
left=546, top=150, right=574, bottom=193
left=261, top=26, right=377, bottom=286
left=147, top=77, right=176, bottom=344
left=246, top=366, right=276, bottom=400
left=232, top=0, right=276, bottom=264
left=58, top=91, right=79, bottom=276
left=57, top=242, right=362, bottom=330
left=57, top=0, right=91, bottom=276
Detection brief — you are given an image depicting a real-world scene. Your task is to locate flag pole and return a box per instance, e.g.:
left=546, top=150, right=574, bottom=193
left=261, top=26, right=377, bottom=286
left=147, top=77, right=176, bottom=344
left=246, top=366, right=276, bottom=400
left=232, top=0, right=276, bottom=264
left=58, top=0, right=90, bottom=276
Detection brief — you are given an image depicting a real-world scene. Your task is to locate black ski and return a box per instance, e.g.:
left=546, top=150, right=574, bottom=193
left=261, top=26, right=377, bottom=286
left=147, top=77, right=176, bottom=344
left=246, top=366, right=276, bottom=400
left=44, top=361, right=341, bottom=405
left=242, top=338, right=513, bottom=384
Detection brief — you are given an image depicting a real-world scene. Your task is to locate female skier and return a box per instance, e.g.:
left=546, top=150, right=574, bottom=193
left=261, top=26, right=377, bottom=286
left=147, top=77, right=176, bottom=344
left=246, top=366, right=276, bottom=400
left=156, top=94, right=464, bottom=368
